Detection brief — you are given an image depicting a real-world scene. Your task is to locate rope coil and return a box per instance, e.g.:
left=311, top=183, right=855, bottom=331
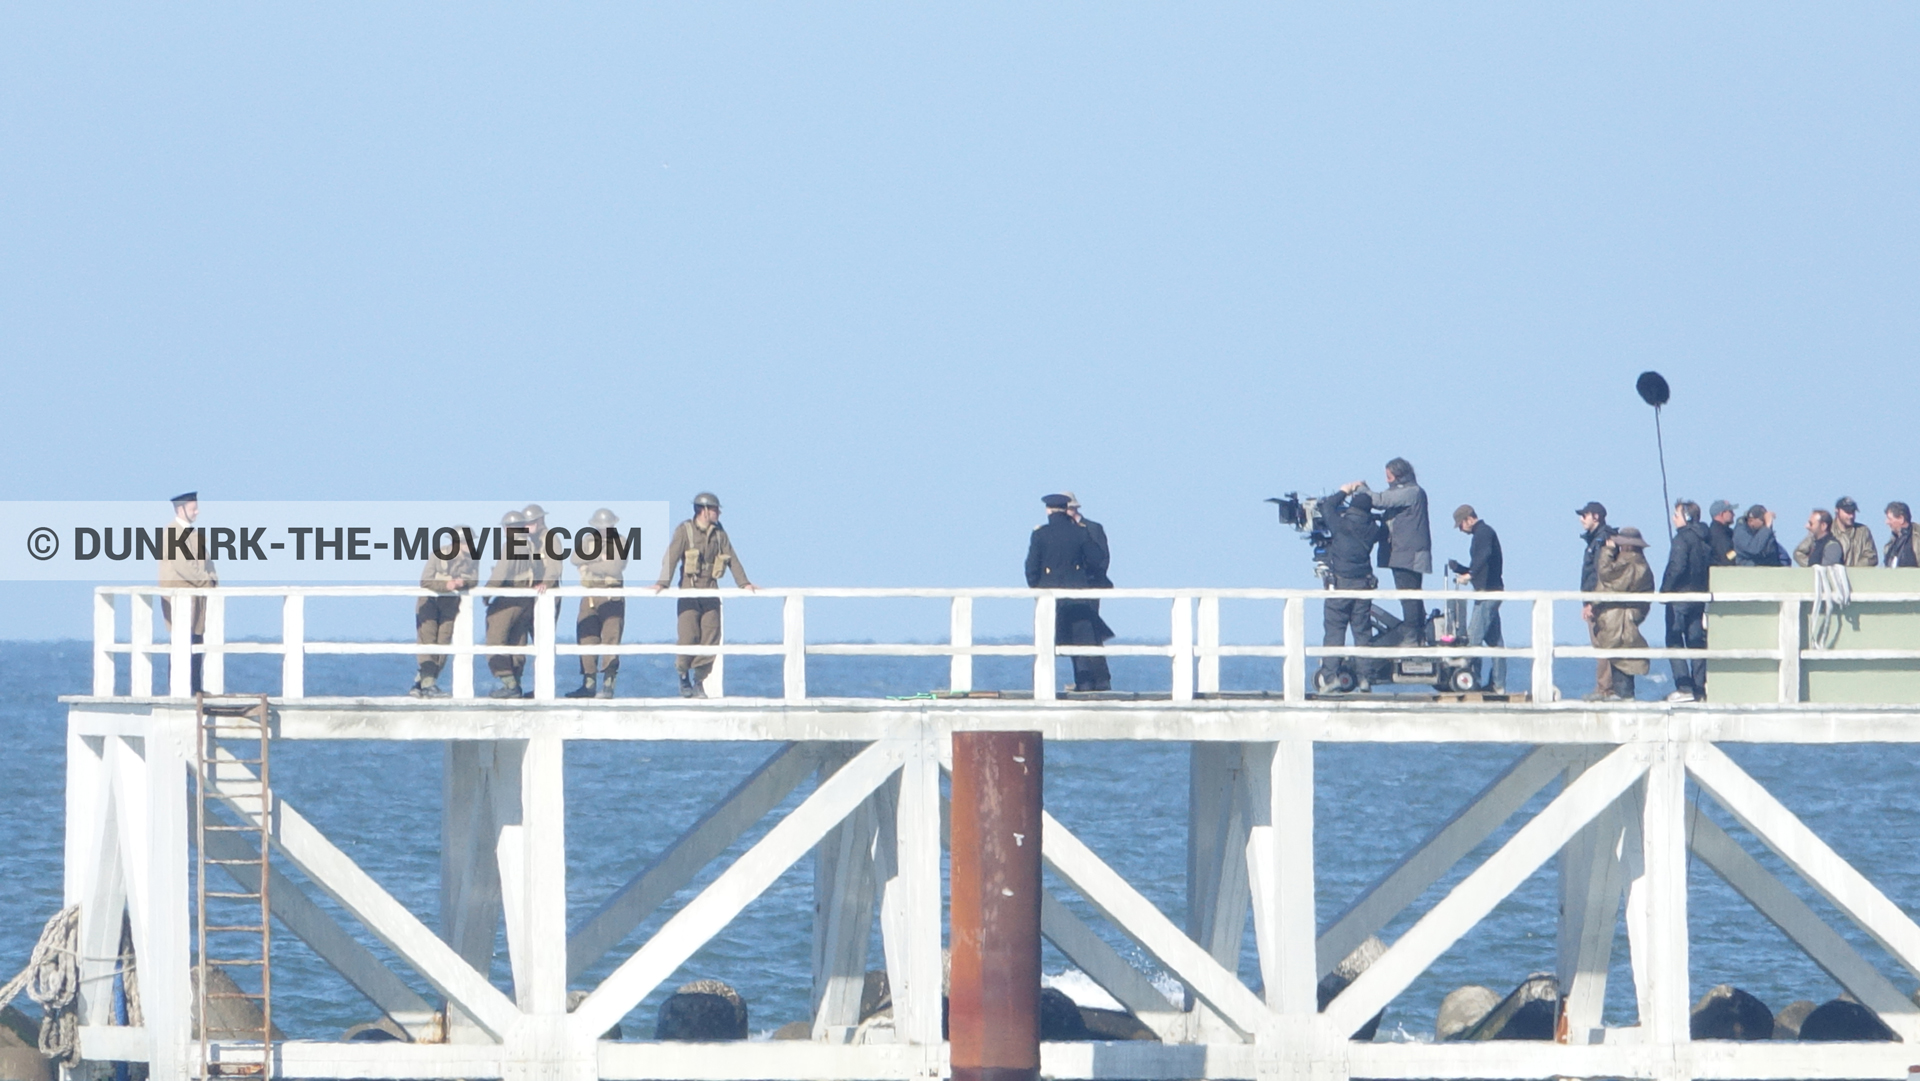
left=0, top=906, right=83, bottom=1066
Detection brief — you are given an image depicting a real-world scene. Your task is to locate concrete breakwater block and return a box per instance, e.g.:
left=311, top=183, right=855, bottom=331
left=0, top=1006, right=52, bottom=1081
left=1317, top=936, right=1387, bottom=1041
left=192, top=967, right=284, bottom=1041
left=656, top=979, right=748, bottom=1041
left=1689, top=984, right=1772, bottom=1041
left=1455, top=973, right=1559, bottom=1041
left=1435, top=986, right=1500, bottom=1042
left=1799, top=998, right=1898, bottom=1042
left=1771, top=999, right=1816, bottom=1040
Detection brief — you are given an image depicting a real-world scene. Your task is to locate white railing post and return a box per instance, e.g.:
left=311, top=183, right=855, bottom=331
left=949, top=596, right=973, bottom=694
left=533, top=592, right=558, bottom=700
left=281, top=594, right=305, bottom=700
left=92, top=591, right=116, bottom=697
left=167, top=592, right=192, bottom=699
left=1531, top=597, right=1556, bottom=703
left=1777, top=597, right=1802, bottom=704
left=783, top=594, right=806, bottom=702
left=131, top=594, right=154, bottom=697
left=202, top=593, right=225, bottom=695
left=1196, top=595, right=1220, bottom=696
left=1283, top=596, right=1306, bottom=702
left=714, top=606, right=725, bottom=706
left=451, top=592, right=476, bottom=700
left=1171, top=596, right=1194, bottom=702
left=1033, top=594, right=1057, bottom=702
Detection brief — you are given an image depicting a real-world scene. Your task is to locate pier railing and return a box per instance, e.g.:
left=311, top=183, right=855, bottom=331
left=86, top=584, right=1920, bottom=703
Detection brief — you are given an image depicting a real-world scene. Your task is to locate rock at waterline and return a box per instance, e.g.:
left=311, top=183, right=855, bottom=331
left=656, top=979, right=748, bottom=1041
left=1435, top=986, right=1501, bottom=1042
left=1772, top=999, right=1816, bottom=1039
left=1456, top=973, right=1559, bottom=1041
left=1799, top=999, right=1897, bottom=1042
left=1689, top=985, right=1772, bottom=1041
left=1078, top=1007, right=1156, bottom=1041
left=1316, top=936, right=1387, bottom=1041
left=0, top=1006, right=52, bottom=1081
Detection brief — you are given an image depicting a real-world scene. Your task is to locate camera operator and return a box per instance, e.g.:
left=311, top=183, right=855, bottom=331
left=1354, top=458, right=1431, bottom=643
left=1322, top=486, right=1386, bottom=687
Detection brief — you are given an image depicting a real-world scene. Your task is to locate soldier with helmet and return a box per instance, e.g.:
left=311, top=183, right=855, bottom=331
left=409, top=524, right=477, bottom=698
left=484, top=505, right=565, bottom=698
left=654, top=492, right=757, bottom=698
left=566, top=507, right=627, bottom=698
left=158, top=490, right=217, bottom=694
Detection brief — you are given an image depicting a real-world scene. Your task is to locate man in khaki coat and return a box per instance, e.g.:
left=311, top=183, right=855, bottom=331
left=484, top=505, right=564, bottom=698
left=1589, top=527, right=1654, bottom=701
left=411, top=528, right=477, bottom=698
left=1796, top=496, right=1878, bottom=567
left=654, top=492, right=756, bottom=698
left=158, top=491, right=217, bottom=694
left=567, top=507, right=626, bottom=699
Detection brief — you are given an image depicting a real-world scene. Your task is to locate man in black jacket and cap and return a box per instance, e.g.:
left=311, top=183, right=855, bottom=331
left=1026, top=494, right=1110, bottom=692
left=1661, top=501, right=1712, bottom=702
left=1322, top=487, right=1386, bottom=689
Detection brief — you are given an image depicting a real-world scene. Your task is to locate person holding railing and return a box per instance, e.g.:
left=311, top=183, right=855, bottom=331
left=1885, top=503, right=1916, bottom=568
left=1447, top=505, right=1504, bottom=694
left=158, top=490, right=216, bottom=695
left=654, top=492, right=756, bottom=699
left=566, top=507, right=626, bottom=699
left=409, top=525, right=476, bottom=698
left=1661, top=501, right=1711, bottom=703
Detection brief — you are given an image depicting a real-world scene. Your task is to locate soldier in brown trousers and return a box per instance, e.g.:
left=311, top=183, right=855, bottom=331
left=410, top=527, right=477, bottom=698
left=566, top=507, right=626, bottom=699
left=158, top=491, right=217, bottom=694
left=653, top=492, right=756, bottom=698
left=485, top=505, right=564, bottom=697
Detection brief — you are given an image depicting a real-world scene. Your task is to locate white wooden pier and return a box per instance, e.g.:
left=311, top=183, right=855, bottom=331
left=58, top=583, right=1920, bottom=1081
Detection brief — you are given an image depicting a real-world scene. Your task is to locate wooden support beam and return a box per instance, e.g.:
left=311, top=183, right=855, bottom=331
left=1034, top=597, right=1057, bottom=702
left=1196, top=596, right=1220, bottom=696
left=1636, top=743, right=1690, bottom=1047
left=140, top=729, right=192, bottom=1081
left=207, top=753, right=521, bottom=1039
left=1037, top=890, right=1183, bottom=1041
left=1186, top=743, right=1250, bottom=1041
left=567, top=742, right=821, bottom=981
left=1320, top=743, right=1650, bottom=1039
left=1685, top=802, right=1920, bottom=1041
left=1282, top=598, right=1305, bottom=703
left=443, top=740, right=517, bottom=1041
left=784, top=596, right=807, bottom=701
left=1246, top=741, right=1316, bottom=1019
left=1041, top=810, right=1271, bottom=1039
left=1318, top=745, right=1572, bottom=978
left=1557, top=788, right=1627, bottom=1045
left=68, top=733, right=126, bottom=1027
left=130, top=596, right=154, bottom=697
left=517, top=735, right=569, bottom=1014
left=203, top=593, right=225, bottom=694
left=1687, top=741, right=1920, bottom=984
left=888, top=728, right=945, bottom=1050
left=571, top=740, right=905, bottom=1041
left=949, top=597, right=974, bottom=694
left=282, top=594, right=305, bottom=699
left=1171, top=597, right=1194, bottom=702
left=93, top=592, right=117, bottom=696
left=811, top=747, right=880, bottom=1038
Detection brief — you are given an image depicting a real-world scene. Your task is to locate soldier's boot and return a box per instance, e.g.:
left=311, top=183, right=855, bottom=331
left=490, top=674, right=523, bottom=699
left=686, top=670, right=709, bottom=699
left=420, top=676, right=448, bottom=698
left=564, top=673, right=597, bottom=699
left=1614, top=673, right=1635, bottom=701
left=678, top=671, right=697, bottom=698
left=596, top=673, right=616, bottom=699
left=408, top=673, right=428, bottom=698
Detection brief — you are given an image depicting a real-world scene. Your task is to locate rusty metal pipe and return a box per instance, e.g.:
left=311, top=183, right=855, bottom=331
left=949, top=730, right=1043, bottom=1081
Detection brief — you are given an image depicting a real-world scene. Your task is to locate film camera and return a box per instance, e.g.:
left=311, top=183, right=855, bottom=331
left=1267, top=491, right=1483, bottom=695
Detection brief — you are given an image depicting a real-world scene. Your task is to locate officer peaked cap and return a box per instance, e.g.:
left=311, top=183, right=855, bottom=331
left=171, top=491, right=197, bottom=505
left=1042, top=494, right=1071, bottom=509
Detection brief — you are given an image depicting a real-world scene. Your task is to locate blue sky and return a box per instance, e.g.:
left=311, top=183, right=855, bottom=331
left=3, top=5, right=1916, bottom=640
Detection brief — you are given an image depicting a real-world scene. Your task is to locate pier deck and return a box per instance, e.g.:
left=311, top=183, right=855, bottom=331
left=58, top=581, right=1920, bottom=1081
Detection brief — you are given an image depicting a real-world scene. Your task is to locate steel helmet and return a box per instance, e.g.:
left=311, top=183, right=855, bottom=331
left=521, top=503, right=547, bottom=522
left=500, top=509, right=527, bottom=526
left=588, top=507, right=619, bottom=528
left=693, top=492, right=721, bottom=510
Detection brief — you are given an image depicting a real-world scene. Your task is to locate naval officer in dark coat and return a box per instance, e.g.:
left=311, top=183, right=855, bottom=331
left=1025, top=493, right=1111, bottom=692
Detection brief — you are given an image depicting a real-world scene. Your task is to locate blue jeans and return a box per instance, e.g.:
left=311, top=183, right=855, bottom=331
left=1468, top=599, right=1505, bottom=692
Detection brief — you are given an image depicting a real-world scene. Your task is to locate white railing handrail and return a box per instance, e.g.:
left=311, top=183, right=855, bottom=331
left=88, top=583, right=1920, bottom=706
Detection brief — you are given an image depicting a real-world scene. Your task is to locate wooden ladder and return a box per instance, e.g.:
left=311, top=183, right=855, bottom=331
left=194, top=693, right=274, bottom=1079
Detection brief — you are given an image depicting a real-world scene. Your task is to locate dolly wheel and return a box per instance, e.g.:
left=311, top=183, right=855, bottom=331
left=1449, top=669, right=1478, bottom=693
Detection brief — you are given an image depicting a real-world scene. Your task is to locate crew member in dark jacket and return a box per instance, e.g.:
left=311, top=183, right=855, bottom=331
left=1449, top=505, right=1505, bottom=693
left=1886, top=502, right=1917, bottom=568
left=1356, top=458, right=1432, bottom=641
left=1661, top=501, right=1712, bottom=701
left=1322, top=489, right=1385, bottom=688
left=1578, top=501, right=1619, bottom=696
left=1026, top=494, right=1109, bottom=692
left=1733, top=506, right=1788, bottom=566
left=1707, top=500, right=1739, bottom=567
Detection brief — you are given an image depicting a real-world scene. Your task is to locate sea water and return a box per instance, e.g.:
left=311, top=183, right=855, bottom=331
left=3, top=641, right=1916, bottom=1042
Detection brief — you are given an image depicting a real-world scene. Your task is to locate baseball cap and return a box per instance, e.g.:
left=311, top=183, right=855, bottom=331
left=1453, top=504, right=1477, bottom=525
left=1576, top=501, right=1607, bottom=518
left=1709, top=500, right=1734, bottom=518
